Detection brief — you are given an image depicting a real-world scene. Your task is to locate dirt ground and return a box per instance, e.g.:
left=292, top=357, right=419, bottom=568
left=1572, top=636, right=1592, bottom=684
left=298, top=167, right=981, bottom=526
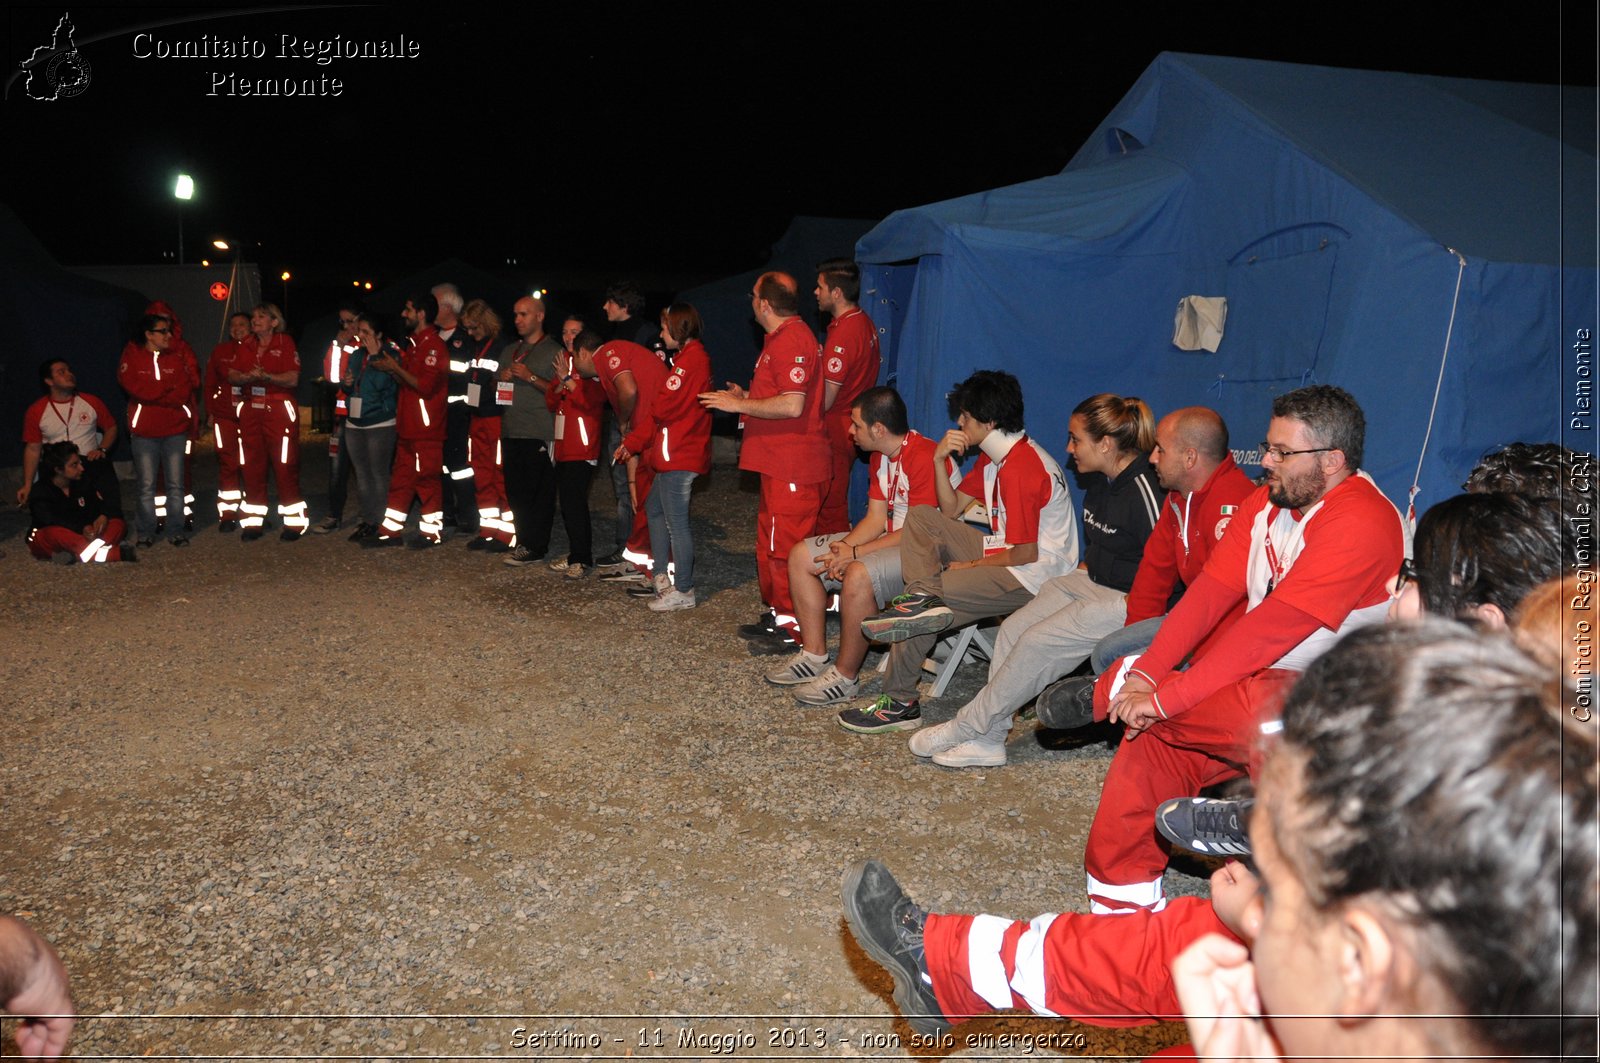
left=1, top=434, right=1204, bottom=1060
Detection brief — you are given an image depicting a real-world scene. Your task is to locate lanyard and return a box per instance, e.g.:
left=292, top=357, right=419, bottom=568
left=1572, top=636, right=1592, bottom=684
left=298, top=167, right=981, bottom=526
left=48, top=397, right=77, bottom=430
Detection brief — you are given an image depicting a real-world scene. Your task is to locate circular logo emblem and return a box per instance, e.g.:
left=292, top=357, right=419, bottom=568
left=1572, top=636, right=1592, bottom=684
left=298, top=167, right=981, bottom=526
left=209, top=281, right=230, bottom=301
left=826, top=356, right=843, bottom=375
left=608, top=355, right=622, bottom=370
left=45, top=51, right=92, bottom=99
left=788, top=366, right=806, bottom=385
left=1214, top=516, right=1231, bottom=540
left=665, top=376, right=682, bottom=391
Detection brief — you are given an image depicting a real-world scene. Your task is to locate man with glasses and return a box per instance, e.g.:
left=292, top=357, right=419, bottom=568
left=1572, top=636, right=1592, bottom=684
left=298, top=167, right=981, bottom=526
left=699, top=272, right=830, bottom=642
left=1071, top=385, right=1405, bottom=915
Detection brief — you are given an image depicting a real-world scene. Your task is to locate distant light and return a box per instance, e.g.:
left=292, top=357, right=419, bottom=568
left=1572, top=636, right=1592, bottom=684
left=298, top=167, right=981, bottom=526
left=201, top=259, right=210, bottom=268
left=212, top=239, right=230, bottom=251
left=352, top=280, right=360, bottom=287
left=530, top=289, right=543, bottom=300
left=281, top=271, right=291, bottom=282
left=174, top=174, right=195, bottom=201
left=363, top=282, right=372, bottom=290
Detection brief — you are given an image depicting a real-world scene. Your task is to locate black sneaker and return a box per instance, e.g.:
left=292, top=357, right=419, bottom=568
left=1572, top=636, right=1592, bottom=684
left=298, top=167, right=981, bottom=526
left=736, top=613, right=780, bottom=640
left=1034, top=675, right=1097, bottom=730
left=594, top=549, right=626, bottom=567
left=362, top=535, right=403, bottom=549
left=836, top=695, right=922, bottom=734
left=240, top=530, right=263, bottom=543
left=859, top=593, right=954, bottom=643
left=183, top=517, right=196, bottom=533
left=1155, top=797, right=1254, bottom=859
left=841, top=860, right=949, bottom=1038
left=169, top=535, right=190, bottom=547
left=280, top=529, right=302, bottom=542
left=218, top=520, right=239, bottom=534
left=407, top=537, right=439, bottom=550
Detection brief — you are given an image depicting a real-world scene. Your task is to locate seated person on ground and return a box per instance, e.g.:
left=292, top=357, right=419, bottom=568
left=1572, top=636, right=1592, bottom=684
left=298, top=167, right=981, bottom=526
left=26, top=441, right=133, bottom=564
left=762, top=386, right=960, bottom=704
left=842, top=621, right=1595, bottom=1063
left=835, top=369, right=1077, bottom=736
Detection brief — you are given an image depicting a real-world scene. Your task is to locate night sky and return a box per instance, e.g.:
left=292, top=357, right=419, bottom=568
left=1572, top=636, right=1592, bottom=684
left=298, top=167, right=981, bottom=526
left=2, top=3, right=1593, bottom=307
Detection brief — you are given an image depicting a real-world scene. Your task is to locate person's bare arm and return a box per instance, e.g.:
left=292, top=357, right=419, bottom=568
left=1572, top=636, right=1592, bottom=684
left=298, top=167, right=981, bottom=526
left=0, top=915, right=74, bottom=1059
left=16, top=443, right=41, bottom=504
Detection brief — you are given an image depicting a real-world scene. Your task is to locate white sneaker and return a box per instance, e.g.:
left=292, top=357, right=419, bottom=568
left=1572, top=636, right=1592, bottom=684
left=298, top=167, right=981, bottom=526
left=932, top=739, right=1007, bottom=769
left=765, top=649, right=832, bottom=686
left=792, top=666, right=862, bottom=706
left=648, top=588, right=696, bottom=612
left=908, top=720, right=964, bottom=759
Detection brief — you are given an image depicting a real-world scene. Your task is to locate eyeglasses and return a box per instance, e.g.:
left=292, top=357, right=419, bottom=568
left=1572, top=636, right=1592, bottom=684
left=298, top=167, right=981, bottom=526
left=148, top=327, right=172, bottom=335
left=1258, top=442, right=1333, bottom=463
left=1391, top=558, right=1417, bottom=597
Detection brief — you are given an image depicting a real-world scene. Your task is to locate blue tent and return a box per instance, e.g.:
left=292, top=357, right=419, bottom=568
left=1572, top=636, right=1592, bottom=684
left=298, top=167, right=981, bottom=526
left=857, top=53, right=1597, bottom=514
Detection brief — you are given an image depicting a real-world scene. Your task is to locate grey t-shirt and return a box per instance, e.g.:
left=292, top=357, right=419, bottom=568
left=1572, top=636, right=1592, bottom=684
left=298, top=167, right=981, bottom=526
left=499, top=336, right=563, bottom=440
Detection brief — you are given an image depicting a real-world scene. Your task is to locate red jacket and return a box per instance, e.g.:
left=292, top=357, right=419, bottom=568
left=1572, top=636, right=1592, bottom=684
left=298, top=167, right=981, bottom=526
left=545, top=351, right=607, bottom=462
left=119, top=346, right=197, bottom=438
left=646, top=339, right=713, bottom=474
left=396, top=327, right=447, bottom=441
left=206, top=339, right=250, bottom=423
left=595, top=341, right=669, bottom=456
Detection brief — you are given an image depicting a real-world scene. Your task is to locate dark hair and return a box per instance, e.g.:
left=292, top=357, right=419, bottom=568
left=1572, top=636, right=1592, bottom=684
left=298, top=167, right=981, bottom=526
left=660, top=302, right=702, bottom=346
left=754, top=271, right=800, bottom=316
left=604, top=280, right=645, bottom=317
left=1072, top=393, right=1156, bottom=454
left=946, top=369, right=1025, bottom=434
left=1271, top=384, right=1365, bottom=471
left=136, top=313, right=172, bottom=344
left=354, top=311, right=386, bottom=339
left=1465, top=442, right=1594, bottom=532
left=229, top=311, right=252, bottom=326
left=37, top=357, right=68, bottom=388
left=39, top=440, right=78, bottom=476
left=816, top=258, right=861, bottom=303
left=573, top=329, right=606, bottom=354
left=1412, top=492, right=1567, bottom=620
left=1274, top=621, right=1595, bottom=1061
left=853, top=386, right=908, bottom=436
left=405, top=292, right=439, bottom=325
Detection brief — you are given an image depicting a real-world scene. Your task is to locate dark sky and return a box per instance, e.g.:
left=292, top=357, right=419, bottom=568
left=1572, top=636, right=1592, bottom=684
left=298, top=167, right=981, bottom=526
left=2, top=3, right=1593, bottom=296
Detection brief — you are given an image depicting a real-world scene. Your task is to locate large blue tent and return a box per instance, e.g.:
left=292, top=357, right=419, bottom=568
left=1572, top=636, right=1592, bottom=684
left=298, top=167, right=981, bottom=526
left=857, top=53, right=1597, bottom=514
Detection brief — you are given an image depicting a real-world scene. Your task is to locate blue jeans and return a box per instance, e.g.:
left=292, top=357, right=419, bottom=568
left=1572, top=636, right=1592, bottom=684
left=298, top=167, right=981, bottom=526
left=1090, top=614, right=1165, bottom=673
left=132, top=433, right=188, bottom=541
left=646, top=470, right=697, bottom=591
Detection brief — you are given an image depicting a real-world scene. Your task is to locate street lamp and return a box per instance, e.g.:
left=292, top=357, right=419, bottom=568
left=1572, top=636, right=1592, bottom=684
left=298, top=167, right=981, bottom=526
left=174, top=173, right=194, bottom=264
left=280, top=271, right=291, bottom=316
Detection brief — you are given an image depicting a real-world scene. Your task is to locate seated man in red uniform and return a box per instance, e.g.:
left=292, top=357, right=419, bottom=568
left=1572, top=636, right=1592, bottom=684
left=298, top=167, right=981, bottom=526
left=1081, top=385, right=1404, bottom=914
left=836, top=369, right=1078, bottom=735
left=18, top=357, right=121, bottom=519
left=366, top=293, right=449, bottom=548
left=839, top=623, right=1590, bottom=1063
left=762, top=386, right=959, bottom=705
left=26, top=442, right=133, bottom=563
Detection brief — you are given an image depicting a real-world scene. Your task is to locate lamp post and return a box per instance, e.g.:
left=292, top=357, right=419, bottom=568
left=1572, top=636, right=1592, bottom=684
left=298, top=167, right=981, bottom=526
left=174, top=174, right=194, bottom=264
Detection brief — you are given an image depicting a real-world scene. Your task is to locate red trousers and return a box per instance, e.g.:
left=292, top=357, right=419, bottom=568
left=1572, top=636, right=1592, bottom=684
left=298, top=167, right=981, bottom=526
left=238, top=398, right=305, bottom=530
left=757, top=476, right=825, bottom=624
left=213, top=417, right=243, bottom=520
left=923, top=896, right=1229, bottom=1026
left=817, top=419, right=854, bottom=535
left=468, top=418, right=513, bottom=545
left=28, top=519, right=129, bottom=563
left=381, top=438, right=444, bottom=541
left=1084, top=668, right=1296, bottom=913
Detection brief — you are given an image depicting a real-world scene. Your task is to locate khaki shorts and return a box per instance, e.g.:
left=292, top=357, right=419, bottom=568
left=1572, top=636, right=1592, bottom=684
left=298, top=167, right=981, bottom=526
left=803, top=532, right=904, bottom=604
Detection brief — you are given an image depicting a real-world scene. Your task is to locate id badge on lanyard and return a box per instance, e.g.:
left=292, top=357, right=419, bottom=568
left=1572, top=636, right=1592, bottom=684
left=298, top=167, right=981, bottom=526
left=495, top=381, right=515, bottom=405
left=466, top=381, right=482, bottom=408
left=250, top=384, right=267, bottom=409
left=981, top=463, right=1008, bottom=556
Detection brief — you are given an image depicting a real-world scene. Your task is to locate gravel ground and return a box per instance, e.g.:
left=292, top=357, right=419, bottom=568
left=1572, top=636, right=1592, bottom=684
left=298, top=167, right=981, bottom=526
left=1, top=435, right=1208, bottom=1060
